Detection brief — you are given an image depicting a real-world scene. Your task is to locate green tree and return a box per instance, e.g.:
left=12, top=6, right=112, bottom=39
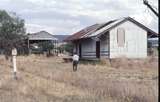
left=0, top=10, right=26, bottom=59
left=38, top=41, right=54, bottom=56
left=63, top=43, right=73, bottom=54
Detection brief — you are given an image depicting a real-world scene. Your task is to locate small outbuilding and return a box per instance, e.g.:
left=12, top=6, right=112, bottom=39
left=65, top=17, right=158, bottom=59
left=27, top=31, right=58, bottom=54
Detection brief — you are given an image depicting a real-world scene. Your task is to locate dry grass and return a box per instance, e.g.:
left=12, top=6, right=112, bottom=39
left=109, top=57, right=158, bottom=69
left=0, top=55, right=158, bottom=102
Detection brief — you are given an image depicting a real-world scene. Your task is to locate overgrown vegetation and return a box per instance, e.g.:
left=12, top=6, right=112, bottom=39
left=38, top=41, right=55, bottom=56
left=0, top=55, right=158, bottom=102
left=58, top=43, right=73, bottom=55
left=0, top=10, right=26, bottom=59
left=62, top=43, right=74, bottom=55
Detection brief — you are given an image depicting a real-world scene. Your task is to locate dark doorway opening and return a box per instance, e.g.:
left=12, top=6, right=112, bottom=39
left=79, top=43, right=82, bottom=58
left=96, top=41, right=100, bottom=58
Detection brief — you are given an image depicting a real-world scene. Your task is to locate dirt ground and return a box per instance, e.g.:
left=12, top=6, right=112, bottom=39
left=0, top=55, right=158, bottom=102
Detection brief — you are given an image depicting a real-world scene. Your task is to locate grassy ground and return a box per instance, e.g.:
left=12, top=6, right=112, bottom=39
left=0, top=55, right=158, bottom=102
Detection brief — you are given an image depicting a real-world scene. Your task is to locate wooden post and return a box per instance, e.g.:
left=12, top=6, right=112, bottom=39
left=56, top=40, right=58, bottom=56
left=12, top=48, right=17, bottom=80
left=28, top=38, right=30, bottom=54
left=53, top=40, right=55, bottom=55
left=54, top=40, right=56, bottom=56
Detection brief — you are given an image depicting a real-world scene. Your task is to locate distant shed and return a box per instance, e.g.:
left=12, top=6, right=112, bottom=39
left=27, top=31, right=58, bottom=53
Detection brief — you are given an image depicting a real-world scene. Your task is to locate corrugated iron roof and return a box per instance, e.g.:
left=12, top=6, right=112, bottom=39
left=65, top=24, right=100, bottom=41
left=82, top=20, right=116, bottom=38
left=28, top=31, right=58, bottom=41
left=65, top=17, right=158, bottom=41
left=64, top=20, right=116, bottom=41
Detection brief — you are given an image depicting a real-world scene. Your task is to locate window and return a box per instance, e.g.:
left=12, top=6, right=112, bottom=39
left=117, top=28, right=125, bottom=47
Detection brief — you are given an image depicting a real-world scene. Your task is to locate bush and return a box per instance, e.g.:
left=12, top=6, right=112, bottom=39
left=38, top=41, right=54, bottom=56
left=63, top=43, right=74, bottom=55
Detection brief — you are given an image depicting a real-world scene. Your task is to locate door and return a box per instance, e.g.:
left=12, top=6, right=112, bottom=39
left=96, top=41, right=100, bottom=58
left=79, top=43, right=82, bottom=58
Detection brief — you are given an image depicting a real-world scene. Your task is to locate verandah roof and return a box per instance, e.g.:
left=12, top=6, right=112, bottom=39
left=28, top=31, right=58, bottom=41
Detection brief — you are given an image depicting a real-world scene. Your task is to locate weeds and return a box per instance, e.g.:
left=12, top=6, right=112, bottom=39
left=0, top=55, right=158, bottom=102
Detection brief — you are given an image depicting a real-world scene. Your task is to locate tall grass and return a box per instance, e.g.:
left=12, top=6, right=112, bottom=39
left=0, top=55, right=158, bottom=102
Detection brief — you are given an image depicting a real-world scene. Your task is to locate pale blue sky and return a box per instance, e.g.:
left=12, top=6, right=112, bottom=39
left=0, top=0, right=158, bottom=35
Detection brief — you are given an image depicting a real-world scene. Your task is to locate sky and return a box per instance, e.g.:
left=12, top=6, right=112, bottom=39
left=0, top=0, right=158, bottom=35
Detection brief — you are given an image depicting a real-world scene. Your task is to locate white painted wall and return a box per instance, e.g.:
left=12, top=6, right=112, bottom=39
left=109, top=21, right=147, bottom=58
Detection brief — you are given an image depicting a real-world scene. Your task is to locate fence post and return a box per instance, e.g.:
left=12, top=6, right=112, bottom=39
left=12, top=48, right=17, bottom=80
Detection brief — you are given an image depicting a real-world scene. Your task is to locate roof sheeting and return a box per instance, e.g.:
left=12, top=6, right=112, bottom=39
left=65, top=24, right=100, bottom=41
left=28, top=31, right=58, bottom=41
left=81, top=20, right=116, bottom=38
left=88, top=18, right=124, bottom=37
left=65, top=21, right=115, bottom=41
left=65, top=17, right=158, bottom=41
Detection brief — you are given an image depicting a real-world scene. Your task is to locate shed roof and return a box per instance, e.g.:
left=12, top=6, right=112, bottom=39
left=28, top=31, right=58, bottom=41
left=65, top=17, right=158, bottom=41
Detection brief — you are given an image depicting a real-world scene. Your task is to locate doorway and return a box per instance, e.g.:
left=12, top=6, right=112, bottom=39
left=96, top=41, right=100, bottom=58
left=79, top=43, right=82, bottom=58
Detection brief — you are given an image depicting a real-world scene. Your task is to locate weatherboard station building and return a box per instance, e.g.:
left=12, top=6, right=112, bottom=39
left=65, top=17, right=158, bottom=59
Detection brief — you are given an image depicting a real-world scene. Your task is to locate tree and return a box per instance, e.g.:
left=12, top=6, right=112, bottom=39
left=143, top=0, right=159, bottom=17
left=38, top=41, right=54, bottom=57
left=0, top=10, right=26, bottom=59
left=63, top=43, right=74, bottom=55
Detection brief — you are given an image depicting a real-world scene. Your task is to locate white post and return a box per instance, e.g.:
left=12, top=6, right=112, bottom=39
left=12, top=48, right=17, bottom=79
